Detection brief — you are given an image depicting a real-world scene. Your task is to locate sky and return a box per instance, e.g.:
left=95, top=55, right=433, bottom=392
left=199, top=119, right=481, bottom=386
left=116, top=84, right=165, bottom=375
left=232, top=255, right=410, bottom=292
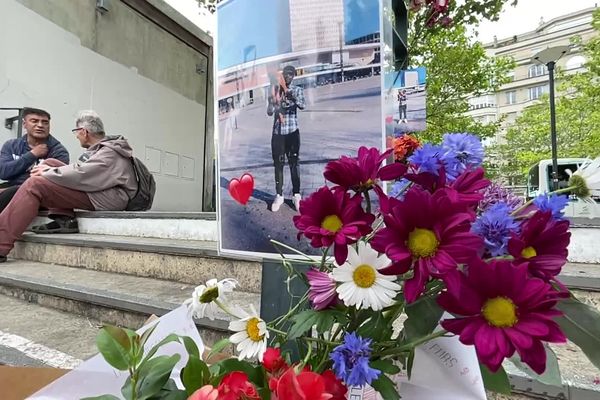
left=475, top=0, right=598, bottom=43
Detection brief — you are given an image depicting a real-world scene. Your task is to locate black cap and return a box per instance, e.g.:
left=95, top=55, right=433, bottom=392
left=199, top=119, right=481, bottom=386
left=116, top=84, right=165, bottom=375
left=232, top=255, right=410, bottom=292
left=283, top=65, right=296, bottom=76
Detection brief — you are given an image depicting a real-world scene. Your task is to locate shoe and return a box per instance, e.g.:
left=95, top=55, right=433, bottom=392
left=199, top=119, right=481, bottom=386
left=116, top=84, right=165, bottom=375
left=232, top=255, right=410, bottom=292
left=31, top=217, right=79, bottom=234
left=271, top=195, right=284, bottom=212
left=0, top=255, right=6, bottom=263
left=293, top=193, right=302, bottom=211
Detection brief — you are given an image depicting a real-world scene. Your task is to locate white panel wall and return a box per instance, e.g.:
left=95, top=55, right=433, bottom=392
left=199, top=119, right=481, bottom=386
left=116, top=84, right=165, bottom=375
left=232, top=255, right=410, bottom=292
left=0, top=0, right=206, bottom=211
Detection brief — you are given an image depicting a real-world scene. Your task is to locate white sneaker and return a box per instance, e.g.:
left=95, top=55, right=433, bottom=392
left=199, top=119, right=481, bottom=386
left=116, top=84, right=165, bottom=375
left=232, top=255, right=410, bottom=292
left=272, top=194, right=284, bottom=212
left=293, top=193, right=302, bottom=211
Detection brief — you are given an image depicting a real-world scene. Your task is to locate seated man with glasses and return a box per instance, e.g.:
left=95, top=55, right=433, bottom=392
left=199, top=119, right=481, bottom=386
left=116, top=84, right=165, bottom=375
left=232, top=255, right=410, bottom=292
left=0, top=107, right=69, bottom=212
left=0, top=110, right=138, bottom=263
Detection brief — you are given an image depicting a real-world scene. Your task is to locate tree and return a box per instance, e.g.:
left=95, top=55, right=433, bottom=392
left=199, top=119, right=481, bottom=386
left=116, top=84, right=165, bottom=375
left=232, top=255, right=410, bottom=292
left=492, top=9, right=600, bottom=184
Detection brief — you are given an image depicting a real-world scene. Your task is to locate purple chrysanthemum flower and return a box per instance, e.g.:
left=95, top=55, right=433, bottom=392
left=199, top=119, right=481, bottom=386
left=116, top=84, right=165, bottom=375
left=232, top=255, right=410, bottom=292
left=330, top=332, right=380, bottom=387
left=472, top=202, right=520, bottom=256
left=533, top=193, right=569, bottom=221
left=442, top=133, right=484, bottom=168
left=408, top=143, right=444, bottom=175
left=389, top=179, right=411, bottom=200
left=479, top=183, right=524, bottom=213
left=306, top=268, right=338, bottom=310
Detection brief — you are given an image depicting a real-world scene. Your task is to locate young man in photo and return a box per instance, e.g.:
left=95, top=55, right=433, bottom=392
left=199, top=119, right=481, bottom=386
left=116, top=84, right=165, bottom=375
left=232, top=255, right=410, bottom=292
left=267, top=65, right=305, bottom=212
left=398, top=89, right=408, bottom=124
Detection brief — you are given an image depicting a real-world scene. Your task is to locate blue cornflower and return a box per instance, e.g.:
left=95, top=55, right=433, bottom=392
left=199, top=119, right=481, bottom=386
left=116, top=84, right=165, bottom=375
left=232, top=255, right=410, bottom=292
left=471, top=202, right=520, bottom=256
left=330, top=332, right=381, bottom=387
left=442, top=133, right=484, bottom=169
left=408, top=143, right=444, bottom=175
left=389, top=179, right=411, bottom=200
left=533, top=193, right=569, bottom=221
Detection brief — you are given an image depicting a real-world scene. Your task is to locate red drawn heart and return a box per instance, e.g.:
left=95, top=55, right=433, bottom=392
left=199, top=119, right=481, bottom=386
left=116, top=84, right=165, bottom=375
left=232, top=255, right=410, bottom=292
left=228, top=173, right=254, bottom=205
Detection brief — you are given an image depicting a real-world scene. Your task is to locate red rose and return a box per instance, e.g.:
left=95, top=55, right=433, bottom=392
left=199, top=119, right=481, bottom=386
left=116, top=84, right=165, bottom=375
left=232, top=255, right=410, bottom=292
left=273, top=367, right=333, bottom=400
left=218, top=371, right=260, bottom=400
left=262, top=347, right=287, bottom=373
left=322, top=370, right=347, bottom=400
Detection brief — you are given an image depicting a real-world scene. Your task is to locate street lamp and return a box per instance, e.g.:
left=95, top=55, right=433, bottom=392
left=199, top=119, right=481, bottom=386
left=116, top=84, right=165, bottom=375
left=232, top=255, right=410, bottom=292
left=532, top=45, right=569, bottom=191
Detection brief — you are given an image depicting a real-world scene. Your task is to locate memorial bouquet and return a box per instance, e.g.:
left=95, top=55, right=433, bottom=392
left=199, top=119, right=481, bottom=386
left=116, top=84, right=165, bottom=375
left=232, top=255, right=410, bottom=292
left=89, top=133, right=600, bottom=400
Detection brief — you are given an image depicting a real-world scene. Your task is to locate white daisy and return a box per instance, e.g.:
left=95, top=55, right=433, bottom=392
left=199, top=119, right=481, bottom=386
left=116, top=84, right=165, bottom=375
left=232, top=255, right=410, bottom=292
left=185, top=278, right=238, bottom=320
left=228, top=305, right=269, bottom=361
left=568, top=157, right=600, bottom=203
left=332, top=241, right=401, bottom=311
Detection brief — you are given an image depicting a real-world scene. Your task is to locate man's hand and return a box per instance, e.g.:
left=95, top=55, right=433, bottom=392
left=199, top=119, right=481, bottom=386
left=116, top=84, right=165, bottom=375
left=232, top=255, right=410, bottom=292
left=30, top=164, right=51, bottom=177
left=30, top=144, right=48, bottom=158
left=285, top=90, right=295, bottom=101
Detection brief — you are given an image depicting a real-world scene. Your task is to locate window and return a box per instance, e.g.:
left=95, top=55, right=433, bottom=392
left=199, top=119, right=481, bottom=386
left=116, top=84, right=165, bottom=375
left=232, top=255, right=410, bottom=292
left=505, top=91, right=516, bottom=105
left=528, top=85, right=547, bottom=100
left=506, top=71, right=515, bottom=82
left=566, top=55, right=586, bottom=70
left=528, top=64, right=547, bottom=78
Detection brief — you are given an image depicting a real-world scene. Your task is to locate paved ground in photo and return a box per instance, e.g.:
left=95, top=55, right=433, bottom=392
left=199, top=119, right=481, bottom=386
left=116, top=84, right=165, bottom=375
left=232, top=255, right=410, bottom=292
left=218, top=77, right=383, bottom=256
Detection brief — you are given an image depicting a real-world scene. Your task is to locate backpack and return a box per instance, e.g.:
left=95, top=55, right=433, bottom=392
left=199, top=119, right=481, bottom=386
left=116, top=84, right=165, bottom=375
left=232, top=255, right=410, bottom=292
left=126, top=157, right=156, bottom=211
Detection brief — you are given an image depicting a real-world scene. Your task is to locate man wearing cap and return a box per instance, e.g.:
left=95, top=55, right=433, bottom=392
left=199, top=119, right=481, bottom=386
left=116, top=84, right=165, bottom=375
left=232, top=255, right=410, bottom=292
left=266, top=65, right=305, bottom=212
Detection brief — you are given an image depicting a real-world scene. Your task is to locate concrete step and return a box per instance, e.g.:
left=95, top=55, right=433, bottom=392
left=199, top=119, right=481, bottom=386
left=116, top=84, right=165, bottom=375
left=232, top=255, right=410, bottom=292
left=31, top=211, right=218, bottom=241
left=11, top=233, right=262, bottom=293
left=0, top=260, right=260, bottom=348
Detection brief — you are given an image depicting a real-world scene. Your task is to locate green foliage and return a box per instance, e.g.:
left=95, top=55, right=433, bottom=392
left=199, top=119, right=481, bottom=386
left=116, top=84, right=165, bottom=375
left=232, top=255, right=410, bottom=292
left=492, top=9, right=600, bottom=183
left=371, top=374, right=401, bottom=400
left=556, top=296, right=600, bottom=371
left=403, top=294, right=444, bottom=342
left=409, top=2, right=516, bottom=143
left=480, top=364, right=511, bottom=394
left=509, top=345, right=561, bottom=386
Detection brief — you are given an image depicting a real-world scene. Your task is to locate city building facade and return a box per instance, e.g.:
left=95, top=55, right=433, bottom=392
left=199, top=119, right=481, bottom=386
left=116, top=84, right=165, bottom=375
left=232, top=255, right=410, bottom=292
left=467, top=7, right=597, bottom=144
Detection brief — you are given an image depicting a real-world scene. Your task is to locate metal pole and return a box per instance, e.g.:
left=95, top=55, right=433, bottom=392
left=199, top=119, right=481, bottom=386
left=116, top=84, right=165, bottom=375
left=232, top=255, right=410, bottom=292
left=548, top=61, right=559, bottom=191
left=338, top=21, right=344, bottom=83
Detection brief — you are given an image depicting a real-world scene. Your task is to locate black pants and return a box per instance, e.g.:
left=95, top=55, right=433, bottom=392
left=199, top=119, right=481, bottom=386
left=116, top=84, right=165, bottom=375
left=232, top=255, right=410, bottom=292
left=271, top=130, right=300, bottom=196
left=0, top=185, right=19, bottom=213
left=399, top=105, right=407, bottom=119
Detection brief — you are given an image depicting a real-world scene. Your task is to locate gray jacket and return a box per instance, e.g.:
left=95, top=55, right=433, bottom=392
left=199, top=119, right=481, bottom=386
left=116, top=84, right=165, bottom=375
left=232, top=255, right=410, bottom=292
left=43, top=136, right=137, bottom=210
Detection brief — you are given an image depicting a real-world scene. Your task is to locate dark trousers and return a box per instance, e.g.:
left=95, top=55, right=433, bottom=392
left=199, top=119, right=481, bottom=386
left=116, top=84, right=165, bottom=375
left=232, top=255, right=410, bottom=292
left=0, top=185, right=19, bottom=213
left=271, top=130, right=300, bottom=196
left=399, top=105, right=407, bottom=119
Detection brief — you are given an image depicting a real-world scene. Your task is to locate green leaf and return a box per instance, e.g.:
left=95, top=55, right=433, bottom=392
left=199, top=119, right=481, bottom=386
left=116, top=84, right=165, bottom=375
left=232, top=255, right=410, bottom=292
left=96, top=327, right=131, bottom=371
left=139, top=334, right=182, bottom=370
left=357, top=312, right=393, bottom=342
left=181, top=336, right=200, bottom=359
left=509, top=345, right=561, bottom=386
left=139, top=324, right=159, bottom=348
left=556, top=297, right=600, bottom=371
left=181, top=355, right=210, bottom=395
left=371, top=359, right=401, bottom=375
left=315, top=311, right=335, bottom=334
left=216, top=358, right=264, bottom=387
left=103, top=325, right=133, bottom=351
left=288, top=310, right=320, bottom=340
left=480, top=364, right=511, bottom=394
left=371, top=374, right=400, bottom=400
left=81, top=396, right=121, bottom=400
left=404, top=296, right=444, bottom=342
left=207, top=338, right=231, bottom=361
left=136, top=354, right=181, bottom=400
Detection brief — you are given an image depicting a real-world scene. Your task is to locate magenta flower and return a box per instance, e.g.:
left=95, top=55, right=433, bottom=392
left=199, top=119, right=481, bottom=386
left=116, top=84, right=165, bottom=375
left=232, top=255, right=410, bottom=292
left=371, top=187, right=482, bottom=302
left=446, top=167, right=491, bottom=208
left=323, top=147, right=407, bottom=193
left=293, top=186, right=375, bottom=265
left=306, top=268, right=339, bottom=310
left=438, top=259, right=566, bottom=374
left=508, top=211, right=571, bottom=280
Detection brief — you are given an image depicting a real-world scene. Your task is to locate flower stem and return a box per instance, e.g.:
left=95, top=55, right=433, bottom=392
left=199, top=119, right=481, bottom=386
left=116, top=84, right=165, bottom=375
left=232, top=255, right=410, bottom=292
left=214, top=299, right=240, bottom=319
left=365, top=190, right=372, bottom=214
left=271, top=240, right=316, bottom=261
left=379, top=329, right=448, bottom=357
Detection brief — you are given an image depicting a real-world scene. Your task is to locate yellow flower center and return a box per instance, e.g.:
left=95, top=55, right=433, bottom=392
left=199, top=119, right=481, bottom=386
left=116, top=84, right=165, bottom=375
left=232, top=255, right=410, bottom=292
left=407, top=228, right=439, bottom=258
left=353, top=264, right=377, bottom=288
left=246, top=317, right=264, bottom=342
left=482, top=297, right=518, bottom=328
left=321, top=215, right=343, bottom=233
left=521, top=246, right=537, bottom=259
left=199, top=286, right=219, bottom=303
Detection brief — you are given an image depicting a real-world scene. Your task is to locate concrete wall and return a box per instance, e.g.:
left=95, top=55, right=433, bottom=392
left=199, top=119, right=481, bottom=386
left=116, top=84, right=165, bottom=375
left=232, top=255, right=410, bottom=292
left=0, top=0, right=211, bottom=211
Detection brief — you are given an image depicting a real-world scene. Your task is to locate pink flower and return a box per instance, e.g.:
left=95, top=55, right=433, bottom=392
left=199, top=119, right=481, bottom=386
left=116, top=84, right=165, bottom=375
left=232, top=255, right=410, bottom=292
left=438, top=259, right=566, bottom=374
left=272, top=367, right=334, bottom=400
left=446, top=167, right=490, bottom=208
left=293, top=186, right=375, bottom=265
left=371, top=188, right=481, bottom=302
left=306, top=268, right=339, bottom=310
left=508, top=211, right=571, bottom=280
left=323, top=146, right=407, bottom=194
left=188, top=385, right=218, bottom=400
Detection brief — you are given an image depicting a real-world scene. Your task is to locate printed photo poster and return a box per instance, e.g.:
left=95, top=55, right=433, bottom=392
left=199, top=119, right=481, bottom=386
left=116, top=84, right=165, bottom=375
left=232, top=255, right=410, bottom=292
left=216, top=0, right=385, bottom=258
left=384, top=67, right=427, bottom=139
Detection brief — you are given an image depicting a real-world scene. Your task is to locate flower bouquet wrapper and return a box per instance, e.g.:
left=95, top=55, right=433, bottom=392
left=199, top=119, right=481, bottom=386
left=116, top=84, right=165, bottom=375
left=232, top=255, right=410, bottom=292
left=28, top=306, right=204, bottom=399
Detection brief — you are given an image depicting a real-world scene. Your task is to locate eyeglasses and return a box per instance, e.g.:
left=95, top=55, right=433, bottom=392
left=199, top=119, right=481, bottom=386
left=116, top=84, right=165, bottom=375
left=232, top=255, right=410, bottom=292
left=71, top=127, right=84, bottom=133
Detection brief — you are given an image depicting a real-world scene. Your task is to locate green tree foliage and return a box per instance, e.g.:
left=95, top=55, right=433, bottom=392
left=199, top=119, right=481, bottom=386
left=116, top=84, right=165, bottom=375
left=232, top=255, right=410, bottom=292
left=492, top=9, right=600, bottom=184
